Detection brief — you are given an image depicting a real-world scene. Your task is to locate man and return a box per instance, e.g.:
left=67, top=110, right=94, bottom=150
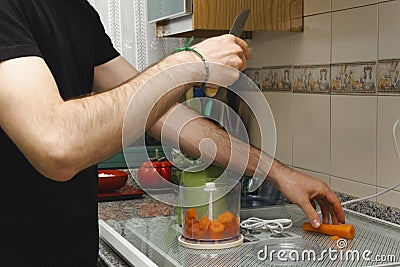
left=0, top=0, right=344, bottom=266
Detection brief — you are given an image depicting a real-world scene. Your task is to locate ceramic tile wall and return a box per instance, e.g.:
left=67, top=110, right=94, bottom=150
left=294, top=167, right=330, bottom=185
left=246, top=0, right=400, bottom=209
left=263, top=92, right=293, bottom=166
left=330, top=95, right=377, bottom=185
left=303, top=0, right=331, bottom=16
left=292, top=94, right=330, bottom=174
left=331, top=5, right=378, bottom=64
left=332, top=0, right=378, bottom=11
left=377, top=96, right=400, bottom=191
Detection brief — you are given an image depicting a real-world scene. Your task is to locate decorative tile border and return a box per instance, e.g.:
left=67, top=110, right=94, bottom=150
left=261, top=66, right=292, bottom=92
left=377, top=58, right=400, bottom=94
left=243, top=67, right=262, bottom=89
left=244, top=60, right=400, bottom=94
left=330, top=62, right=376, bottom=94
left=293, top=65, right=330, bottom=94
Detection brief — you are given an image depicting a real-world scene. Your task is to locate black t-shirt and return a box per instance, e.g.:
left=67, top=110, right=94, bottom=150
left=0, top=0, right=119, bottom=266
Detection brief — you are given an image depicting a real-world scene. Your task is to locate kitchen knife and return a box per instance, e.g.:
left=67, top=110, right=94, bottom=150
left=229, top=9, right=251, bottom=37
left=202, top=9, right=251, bottom=119
left=228, top=9, right=251, bottom=135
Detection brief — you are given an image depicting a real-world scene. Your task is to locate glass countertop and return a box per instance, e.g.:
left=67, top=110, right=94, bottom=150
left=100, top=205, right=400, bottom=267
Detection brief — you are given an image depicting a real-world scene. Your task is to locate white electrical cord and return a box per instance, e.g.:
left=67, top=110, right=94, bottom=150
left=240, top=118, right=400, bottom=233
left=240, top=217, right=293, bottom=234
left=341, top=117, right=400, bottom=206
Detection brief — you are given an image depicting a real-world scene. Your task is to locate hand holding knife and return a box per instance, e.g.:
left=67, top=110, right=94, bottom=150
left=229, top=9, right=251, bottom=37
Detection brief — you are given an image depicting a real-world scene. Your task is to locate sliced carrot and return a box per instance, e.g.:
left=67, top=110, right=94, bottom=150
left=189, top=222, right=200, bottom=238
left=185, top=208, right=198, bottom=221
left=184, top=217, right=198, bottom=228
left=302, top=222, right=356, bottom=239
left=232, top=216, right=239, bottom=235
left=199, top=215, right=211, bottom=230
left=208, top=220, right=225, bottom=239
left=218, top=211, right=234, bottom=224
left=184, top=217, right=198, bottom=238
left=183, top=222, right=197, bottom=238
left=218, top=211, right=235, bottom=235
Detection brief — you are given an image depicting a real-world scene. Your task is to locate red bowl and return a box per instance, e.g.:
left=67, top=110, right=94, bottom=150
left=97, top=170, right=128, bottom=193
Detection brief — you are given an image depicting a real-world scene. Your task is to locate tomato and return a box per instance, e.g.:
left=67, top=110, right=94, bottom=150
left=137, top=149, right=172, bottom=188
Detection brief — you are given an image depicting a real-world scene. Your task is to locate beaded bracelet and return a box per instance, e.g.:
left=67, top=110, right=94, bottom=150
left=175, top=36, right=209, bottom=89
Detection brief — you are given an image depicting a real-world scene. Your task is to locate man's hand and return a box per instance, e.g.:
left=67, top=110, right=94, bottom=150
left=194, top=34, right=251, bottom=72
left=268, top=160, right=345, bottom=228
left=174, top=34, right=252, bottom=88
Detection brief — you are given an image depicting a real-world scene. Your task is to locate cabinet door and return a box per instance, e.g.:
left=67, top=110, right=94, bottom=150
left=192, top=0, right=303, bottom=32
left=155, top=0, right=303, bottom=37
left=147, top=0, right=192, bottom=23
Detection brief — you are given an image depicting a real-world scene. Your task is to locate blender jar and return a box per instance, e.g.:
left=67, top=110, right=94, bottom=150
left=178, top=179, right=242, bottom=248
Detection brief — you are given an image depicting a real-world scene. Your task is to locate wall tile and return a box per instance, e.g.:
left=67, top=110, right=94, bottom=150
left=332, top=5, right=378, bottom=63
left=293, top=94, right=330, bottom=174
left=263, top=92, right=293, bottom=166
left=331, top=176, right=377, bottom=200
left=293, top=13, right=331, bottom=66
left=377, top=96, right=400, bottom=191
left=293, top=65, right=331, bottom=93
left=247, top=31, right=293, bottom=68
left=294, top=167, right=330, bottom=185
left=245, top=92, right=279, bottom=163
left=377, top=187, right=400, bottom=209
left=261, top=66, right=292, bottom=92
left=304, top=0, right=331, bottom=16
left=332, top=0, right=378, bottom=11
left=243, top=67, right=262, bottom=89
left=377, top=59, right=400, bottom=93
left=331, top=95, right=377, bottom=185
left=379, top=1, right=400, bottom=60
left=331, top=62, right=376, bottom=94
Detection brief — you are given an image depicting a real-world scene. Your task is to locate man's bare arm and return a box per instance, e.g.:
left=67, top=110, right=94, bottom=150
left=0, top=35, right=250, bottom=181
left=92, top=56, right=140, bottom=93
left=148, top=103, right=346, bottom=228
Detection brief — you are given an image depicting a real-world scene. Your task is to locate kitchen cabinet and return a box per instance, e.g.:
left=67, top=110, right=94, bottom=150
left=149, top=0, right=303, bottom=38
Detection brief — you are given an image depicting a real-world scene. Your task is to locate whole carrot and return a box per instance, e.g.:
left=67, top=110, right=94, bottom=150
left=302, top=222, right=355, bottom=239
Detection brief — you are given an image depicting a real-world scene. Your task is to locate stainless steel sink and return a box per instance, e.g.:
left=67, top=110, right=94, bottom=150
left=99, top=204, right=400, bottom=266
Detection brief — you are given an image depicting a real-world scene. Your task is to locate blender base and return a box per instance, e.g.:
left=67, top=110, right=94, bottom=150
left=178, top=235, right=244, bottom=249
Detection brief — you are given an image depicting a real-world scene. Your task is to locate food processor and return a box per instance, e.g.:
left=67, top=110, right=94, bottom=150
left=177, top=167, right=243, bottom=249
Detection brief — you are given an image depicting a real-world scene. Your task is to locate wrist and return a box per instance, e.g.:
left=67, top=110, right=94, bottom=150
left=173, top=37, right=209, bottom=87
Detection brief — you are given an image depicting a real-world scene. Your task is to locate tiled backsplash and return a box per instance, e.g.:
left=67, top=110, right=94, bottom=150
left=245, top=0, right=400, bottom=209
left=246, top=60, right=400, bottom=94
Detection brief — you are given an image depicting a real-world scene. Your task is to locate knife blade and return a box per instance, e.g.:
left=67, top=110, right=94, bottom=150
left=229, top=9, right=251, bottom=37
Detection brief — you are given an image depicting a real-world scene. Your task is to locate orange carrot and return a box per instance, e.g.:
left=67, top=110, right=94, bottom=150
left=302, top=222, right=355, bottom=239
left=232, top=216, right=239, bottom=235
left=184, top=217, right=198, bottom=228
left=185, top=208, right=198, bottom=220
left=199, top=215, right=211, bottom=230
left=208, top=220, right=225, bottom=239
left=218, top=211, right=236, bottom=236
left=218, top=211, right=234, bottom=224
left=192, top=224, right=208, bottom=239
left=188, top=222, right=202, bottom=239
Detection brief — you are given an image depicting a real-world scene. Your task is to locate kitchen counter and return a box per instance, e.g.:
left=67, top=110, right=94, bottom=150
left=97, top=172, right=400, bottom=266
left=97, top=171, right=176, bottom=266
